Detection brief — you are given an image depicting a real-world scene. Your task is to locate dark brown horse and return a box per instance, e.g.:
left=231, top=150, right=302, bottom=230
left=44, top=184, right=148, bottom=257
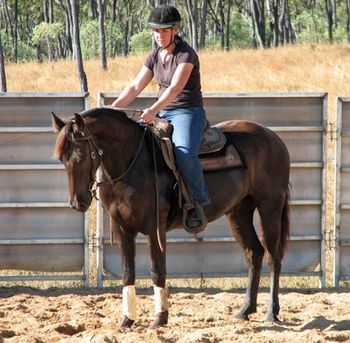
left=52, top=107, right=290, bottom=330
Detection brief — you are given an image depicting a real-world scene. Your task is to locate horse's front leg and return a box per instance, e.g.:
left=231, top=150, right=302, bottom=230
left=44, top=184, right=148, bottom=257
left=112, top=220, right=137, bottom=329
left=147, top=229, right=168, bottom=331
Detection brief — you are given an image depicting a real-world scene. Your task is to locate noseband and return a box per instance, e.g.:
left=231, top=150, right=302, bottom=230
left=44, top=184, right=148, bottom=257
left=68, top=119, right=147, bottom=199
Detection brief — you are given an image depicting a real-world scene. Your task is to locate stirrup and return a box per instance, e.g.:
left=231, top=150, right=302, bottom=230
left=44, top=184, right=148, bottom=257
left=182, top=203, right=207, bottom=234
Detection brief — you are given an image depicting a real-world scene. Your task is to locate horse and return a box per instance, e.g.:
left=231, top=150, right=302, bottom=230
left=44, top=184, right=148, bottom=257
left=52, top=107, right=290, bottom=330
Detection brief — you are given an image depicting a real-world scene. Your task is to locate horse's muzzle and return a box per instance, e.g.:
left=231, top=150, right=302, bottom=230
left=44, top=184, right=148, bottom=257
left=69, top=195, right=91, bottom=212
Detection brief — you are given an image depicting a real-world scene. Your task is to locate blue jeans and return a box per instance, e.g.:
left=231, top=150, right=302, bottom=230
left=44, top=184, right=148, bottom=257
left=158, top=107, right=211, bottom=205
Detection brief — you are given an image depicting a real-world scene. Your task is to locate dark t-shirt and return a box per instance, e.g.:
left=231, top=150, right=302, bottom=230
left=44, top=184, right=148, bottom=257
left=144, top=37, right=203, bottom=109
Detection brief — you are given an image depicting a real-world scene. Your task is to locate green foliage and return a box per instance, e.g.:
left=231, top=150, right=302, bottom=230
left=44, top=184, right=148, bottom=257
left=80, top=20, right=124, bottom=58
left=1, top=29, right=35, bottom=61
left=295, top=9, right=328, bottom=43
left=230, top=14, right=252, bottom=49
left=32, top=22, right=64, bottom=46
left=16, top=41, right=36, bottom=61
left=130, top=29, right=152, bottom=54
left=80, top=20, right=100, bottom=58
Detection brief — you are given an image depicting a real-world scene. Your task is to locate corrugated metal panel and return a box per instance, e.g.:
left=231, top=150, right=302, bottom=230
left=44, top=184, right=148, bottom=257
left=334, top=97, right=350, bottom=286
left=0, top=93, right=89, bottom=284
left=97, top=93, right=327, bottom=286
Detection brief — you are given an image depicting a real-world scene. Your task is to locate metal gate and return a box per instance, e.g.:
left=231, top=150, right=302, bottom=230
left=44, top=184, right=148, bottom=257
left=0, top=93, right=89, bottom=284
left=335, top=97, right=350, bottom=286
left=97, top=93, right=328, bottom=287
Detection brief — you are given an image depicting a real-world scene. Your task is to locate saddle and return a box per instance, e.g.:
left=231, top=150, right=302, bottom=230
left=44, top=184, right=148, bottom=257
left=150, top=118, right=243, bottom=211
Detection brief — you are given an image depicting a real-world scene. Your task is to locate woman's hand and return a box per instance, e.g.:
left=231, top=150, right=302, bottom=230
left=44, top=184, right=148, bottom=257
left=141, top=108, right=157, bottom=124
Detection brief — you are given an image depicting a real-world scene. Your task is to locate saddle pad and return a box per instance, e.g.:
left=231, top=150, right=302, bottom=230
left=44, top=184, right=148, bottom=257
left=200, top=144, right=243, bottom=171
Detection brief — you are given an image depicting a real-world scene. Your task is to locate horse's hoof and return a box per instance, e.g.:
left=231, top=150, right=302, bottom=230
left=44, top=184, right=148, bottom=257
left=264, top=313, right=280, bottom=322
left=119, top=315, right=134, bottom=329
left=147, top=311, right=169, bottom=331
left=235, top=305, right=256, bottom=321
left=235, top=311, right=250, bottom=321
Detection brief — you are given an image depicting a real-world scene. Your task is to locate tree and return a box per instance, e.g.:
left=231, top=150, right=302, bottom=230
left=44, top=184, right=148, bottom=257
left=69, top=0, right=88, bottom=92
left=251, top=0, right=266, bottom=48
left=324, top=0, right=334, bottom=42
left=32, top=22, right=64, bottom=61
left=97, top=0, right=107, bottom=70
left=346, top=0, right=350, bottom=41
left=184, top=0, right=199, bottom=50
left=0, top=35, right=7, bottom=92
left=199, top=0, right=207, bottom=49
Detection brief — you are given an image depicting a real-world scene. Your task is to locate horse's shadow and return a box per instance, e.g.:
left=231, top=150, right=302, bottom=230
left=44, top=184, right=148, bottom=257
left=255, top=316, right=350, bottom=333
left=301, top=316, right=350, bottom=331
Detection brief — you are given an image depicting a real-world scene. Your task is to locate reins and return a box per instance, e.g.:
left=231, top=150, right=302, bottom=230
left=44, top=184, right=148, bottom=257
left=84, top=125, right=147, bottom=196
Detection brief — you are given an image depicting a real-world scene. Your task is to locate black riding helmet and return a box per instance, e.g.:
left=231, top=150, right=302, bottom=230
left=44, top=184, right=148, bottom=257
left=148, top=5, right=181, bottom=29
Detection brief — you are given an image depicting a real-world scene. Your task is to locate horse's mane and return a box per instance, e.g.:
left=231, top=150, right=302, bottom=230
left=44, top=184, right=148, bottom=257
left=53, top=107, right=136, bottom=159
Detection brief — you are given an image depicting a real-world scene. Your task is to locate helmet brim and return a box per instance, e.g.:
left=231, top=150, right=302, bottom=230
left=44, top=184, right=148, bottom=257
left=149, top=22, right=180, bottom=29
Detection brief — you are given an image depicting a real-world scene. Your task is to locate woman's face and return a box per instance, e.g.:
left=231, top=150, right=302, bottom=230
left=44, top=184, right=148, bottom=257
left=152, top=28, right=179, bottom=48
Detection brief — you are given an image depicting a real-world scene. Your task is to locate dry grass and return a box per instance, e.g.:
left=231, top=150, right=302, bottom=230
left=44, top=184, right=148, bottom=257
left=5, top=43, right=350, bottom=107
left=3, top=42, right=349, bottom=288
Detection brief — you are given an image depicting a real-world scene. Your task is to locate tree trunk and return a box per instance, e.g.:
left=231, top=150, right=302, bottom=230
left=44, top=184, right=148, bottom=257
left=123, top=18, right=132, bottom=57
left=0, top=36, right=7, bottom=92
left=97, top=0, right=107, bottom=70
left=12, top=0, right=18, bottom=61
left=251, top=0, right=265, bottom=48
left=185, top=0, right=198, bottom=50
left=346, top=0, right=350, bottom=42
left=49, top=0, right=54, bottom=23
left=199, top=0, right=207, bottom=49
left=66, top=0, right=74, bottom=57
left=270, top=0, right=279, bottom=46
left=284, top=0, right=295, bottom=43
left=69, top=0, right=88, bottom=92
left=111, top=0, right=117, bottom=22
left=90, top=0, right=98, bottom=19
left=218, top=0, right=225, bottom=49
left=44, top=0, right=49, bottom=23
left=225, top=0, right=233, bottom=51
left=324, top=0, right=334, bottom=42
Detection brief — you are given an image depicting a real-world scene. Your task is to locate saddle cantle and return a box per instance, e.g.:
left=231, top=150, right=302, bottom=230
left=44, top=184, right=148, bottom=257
left=199, top=122, right=226, bottom=155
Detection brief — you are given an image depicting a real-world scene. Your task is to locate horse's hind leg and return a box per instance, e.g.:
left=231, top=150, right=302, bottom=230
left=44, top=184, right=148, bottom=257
left=257, top=196, right=287, bottom=322
left=226, top=197, right=265, bottom=320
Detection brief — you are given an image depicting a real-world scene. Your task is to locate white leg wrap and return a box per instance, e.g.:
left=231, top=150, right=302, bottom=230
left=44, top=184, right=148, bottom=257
left=122, top=285, right=136, bottom=321
left=154, top=286, right=169, bottom=314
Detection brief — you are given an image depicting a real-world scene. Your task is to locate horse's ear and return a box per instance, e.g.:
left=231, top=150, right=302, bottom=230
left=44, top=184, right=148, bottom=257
left=51, top=112, right=66, bottom=132
left=73, top=112, right=85, bottom=129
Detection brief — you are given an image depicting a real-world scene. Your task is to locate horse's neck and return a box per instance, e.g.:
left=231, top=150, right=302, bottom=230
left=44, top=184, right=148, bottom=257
left=97, top=119, right=147, bottom=181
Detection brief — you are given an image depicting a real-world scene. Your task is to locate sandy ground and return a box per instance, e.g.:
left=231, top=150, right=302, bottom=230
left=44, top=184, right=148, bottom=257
left=0, top=286, right=350, bottom=343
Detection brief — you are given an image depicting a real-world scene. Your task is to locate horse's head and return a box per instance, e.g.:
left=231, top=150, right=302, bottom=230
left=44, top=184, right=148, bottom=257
left=52, top=112, right=101, bottom=212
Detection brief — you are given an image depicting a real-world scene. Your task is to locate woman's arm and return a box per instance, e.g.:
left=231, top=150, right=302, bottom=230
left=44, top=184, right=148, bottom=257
left=112, top=66, right=153, bottom=108
left=141, top=63, right=194, bottom=123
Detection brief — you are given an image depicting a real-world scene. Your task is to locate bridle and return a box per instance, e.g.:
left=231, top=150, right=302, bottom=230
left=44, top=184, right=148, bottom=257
left=67, top=115, right=165, bottom=253
left=68, top=118, right=147, bottom=200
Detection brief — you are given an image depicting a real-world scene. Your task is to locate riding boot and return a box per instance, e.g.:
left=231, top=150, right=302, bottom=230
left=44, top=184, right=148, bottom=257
left=183, top=202, right=207, bottom=234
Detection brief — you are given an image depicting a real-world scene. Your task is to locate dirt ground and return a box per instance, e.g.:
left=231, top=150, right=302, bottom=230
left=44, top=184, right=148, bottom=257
left=0, top=286, right=350, bottom=343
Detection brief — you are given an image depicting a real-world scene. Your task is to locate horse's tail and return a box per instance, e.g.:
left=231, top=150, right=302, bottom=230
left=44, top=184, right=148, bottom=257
left=280, top=187, right=290, bottom=259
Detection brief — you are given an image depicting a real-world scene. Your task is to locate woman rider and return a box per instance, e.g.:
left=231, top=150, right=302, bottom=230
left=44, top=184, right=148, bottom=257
left=112, top=5, right=210, bottom=233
